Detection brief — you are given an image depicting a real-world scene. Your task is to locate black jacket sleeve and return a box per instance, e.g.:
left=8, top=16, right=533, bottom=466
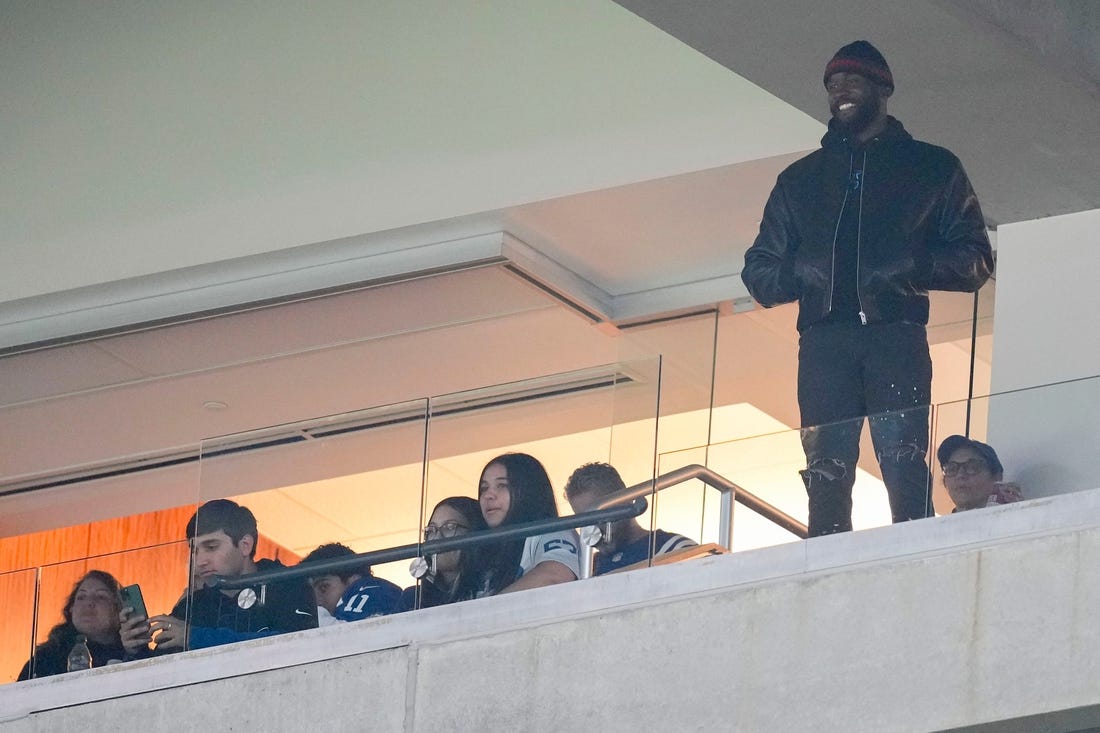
left=270, top=577, right=319, bottom=632
left=741, top=179, right=801, bottom=307
left=922, top=159, right=994, bottom=292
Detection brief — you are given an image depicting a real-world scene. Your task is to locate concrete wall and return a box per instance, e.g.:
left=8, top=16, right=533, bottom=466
left=988, top=208, right=1100, bottom=497
left=6, top=488, right=1100, bottom=732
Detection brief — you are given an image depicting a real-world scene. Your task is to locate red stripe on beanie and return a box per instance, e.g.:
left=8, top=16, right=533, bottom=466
left=823, top=41, right=894, bottom=90
left=824, top=58, right=893, bottom=88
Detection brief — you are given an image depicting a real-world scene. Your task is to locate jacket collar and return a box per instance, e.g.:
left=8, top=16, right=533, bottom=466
left=821, top=115, right=912, bottom=151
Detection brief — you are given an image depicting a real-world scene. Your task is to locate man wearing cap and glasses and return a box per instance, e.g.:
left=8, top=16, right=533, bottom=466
left=742, top=41, right=995, bottom=536
left=938, top=435, right=1023, bottom=512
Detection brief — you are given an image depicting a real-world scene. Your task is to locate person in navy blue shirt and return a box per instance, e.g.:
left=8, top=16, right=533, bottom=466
left=300, top=543, right=403, bottom=624
left=565, top=462, right=697, bottom=575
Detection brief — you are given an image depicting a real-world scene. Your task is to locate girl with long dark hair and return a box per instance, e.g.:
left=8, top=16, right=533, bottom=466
left=468, top=452, right=579, bottom=597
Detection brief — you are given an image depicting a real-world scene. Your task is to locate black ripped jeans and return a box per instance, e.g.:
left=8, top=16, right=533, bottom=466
left=797, top=321, right=933, bottom=537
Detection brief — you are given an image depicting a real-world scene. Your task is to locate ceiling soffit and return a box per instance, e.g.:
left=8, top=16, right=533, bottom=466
left=614, top=0, right=1100, bottom=226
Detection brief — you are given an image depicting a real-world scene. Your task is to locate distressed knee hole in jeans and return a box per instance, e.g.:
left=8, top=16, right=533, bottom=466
left=801, top=458, right=849, bottom=485
left=877, top=443, right=927, bottom=465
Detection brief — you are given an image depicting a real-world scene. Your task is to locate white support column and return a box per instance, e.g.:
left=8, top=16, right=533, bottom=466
left=987, top=209, right=1100, bottom=497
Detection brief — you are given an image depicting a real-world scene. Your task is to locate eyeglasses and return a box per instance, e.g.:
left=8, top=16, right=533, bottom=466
left=942, top=458, right=988, bottom=477
left=424, top=521, right=468, bottom=541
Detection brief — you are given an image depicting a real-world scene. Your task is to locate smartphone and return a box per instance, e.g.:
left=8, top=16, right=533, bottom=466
left=119, top=583, right=148, bottom=621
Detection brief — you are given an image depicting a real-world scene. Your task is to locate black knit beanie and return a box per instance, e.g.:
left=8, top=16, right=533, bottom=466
left=823, top=40, right=894, bottom=91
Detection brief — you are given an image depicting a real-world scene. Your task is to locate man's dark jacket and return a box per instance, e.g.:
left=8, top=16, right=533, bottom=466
left=171, top=558, right=317, bottom=650
left=741, top=117, right=994, bottom=332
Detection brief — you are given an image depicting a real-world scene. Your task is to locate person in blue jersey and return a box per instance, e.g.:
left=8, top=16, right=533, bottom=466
left=300, top=542, right=403, bottom=624
left=462, top=453, right=579, bottom=598
left=564, top=462, right=697, bottom=575
left=400, top=496, right=487, bottom=611
left=120, top=499, right=317, bottom=654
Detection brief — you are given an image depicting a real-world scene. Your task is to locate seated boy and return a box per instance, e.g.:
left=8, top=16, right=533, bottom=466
left=564, top=462, right=697, bottom=575
left=937, top=435, right=1024, bottom=512
left=300, top=542, right=403, bottom=624
left=121, top=499, right=317, bottom=653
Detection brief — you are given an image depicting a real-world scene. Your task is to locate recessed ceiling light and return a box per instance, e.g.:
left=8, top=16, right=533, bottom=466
left=202, top=401, right=229, bottom=411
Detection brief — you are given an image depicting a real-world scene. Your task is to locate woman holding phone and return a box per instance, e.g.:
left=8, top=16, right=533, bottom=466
left=18, top=570, right=129, bottom=679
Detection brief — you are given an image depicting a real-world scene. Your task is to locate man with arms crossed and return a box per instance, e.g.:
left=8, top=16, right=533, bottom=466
left=741, top=41, right=993, bottom=536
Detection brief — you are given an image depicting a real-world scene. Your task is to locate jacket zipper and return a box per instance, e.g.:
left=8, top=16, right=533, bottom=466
left=856, top=148, right=868, bottom=325
left=827, top=153, right=854, bottom=317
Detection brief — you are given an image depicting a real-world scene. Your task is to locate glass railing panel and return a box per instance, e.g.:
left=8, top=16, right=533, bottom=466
left=19, top=543, right=189, bottom=680
left=2, top=503, right=208, bottom=682
left=927, top=281, right=995, bottom=405
left=419, top=359, right=661, bottom=595
left=195, top=399, right=429, bottom=631
left=652, top=374, right=1099, bottom=567
left=619, top=311, right=718, bottom=457
left=1, top=567, right=37, bottom=684
left=652, top=449, right=713, bottom=548
left=932, top=374, right=1100, bottom=512
left=626, top=450, right=721, bottom=569
left=654, top=440, right=809, bottom=554
left=661, top=405, right=930, bottom=549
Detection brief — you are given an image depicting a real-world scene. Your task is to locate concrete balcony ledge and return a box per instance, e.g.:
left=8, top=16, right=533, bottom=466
left=4, top=487, right=1100, bottom=732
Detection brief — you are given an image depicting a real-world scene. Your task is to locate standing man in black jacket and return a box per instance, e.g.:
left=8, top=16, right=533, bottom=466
left=741, top=41, right=994, bottom=537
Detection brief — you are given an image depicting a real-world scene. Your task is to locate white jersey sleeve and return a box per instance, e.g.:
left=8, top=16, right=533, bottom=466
left=316, top=605, right=344, bottom=627
left=655, top=532, right=697, bottom=556
left=520, top=530, right=581, bottom=579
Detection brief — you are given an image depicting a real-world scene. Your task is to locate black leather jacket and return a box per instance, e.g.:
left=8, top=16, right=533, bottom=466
left=741, top=117, right=994, bottom=332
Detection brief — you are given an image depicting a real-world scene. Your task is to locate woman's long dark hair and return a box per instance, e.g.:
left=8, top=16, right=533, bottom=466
left=462, top=453, right=559, bottom=597
left=432, top=496, right=485, bottom=530
left=426, top=496, right=487, bottom=605
left=40, top=569, right=123, bottom=652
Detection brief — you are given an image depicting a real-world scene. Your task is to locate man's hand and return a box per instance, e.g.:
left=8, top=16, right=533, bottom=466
left=992, top=481, right=1024, bottom=504
left=119, top=607, right=152, bottom=656
left=147, top=614, right=186, bottom=651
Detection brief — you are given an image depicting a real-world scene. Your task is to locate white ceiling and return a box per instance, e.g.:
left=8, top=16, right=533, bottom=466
left=0, top=0, right=821, bottom=345
left=616, top=0, right=1100, bottom=227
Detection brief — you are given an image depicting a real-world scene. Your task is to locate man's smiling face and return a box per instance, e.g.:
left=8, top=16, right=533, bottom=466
left=827, top=71, right=887, bottom=136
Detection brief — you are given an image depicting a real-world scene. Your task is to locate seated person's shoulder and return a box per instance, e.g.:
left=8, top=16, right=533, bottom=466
left=255, top=558, right=318, bottom=630
left=398, top=585, right=418, bottom=613
left=652, top=529, right=697, bottom=554
left=334, top=575, right=403, bottom=621
left=594, top=530, right=697, bottom=575
left=520, top=530, right=581, bottom=578
left=527, top=530, right=580, bottom=561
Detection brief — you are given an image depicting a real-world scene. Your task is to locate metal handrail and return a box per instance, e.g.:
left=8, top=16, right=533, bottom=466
left=578, top=463, right=807, bottom=579
left=210, top=497, right=648, bottom=590
left=211, top=465, right=803, bottom=590
left=597, top=463, right=807, bottom=537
